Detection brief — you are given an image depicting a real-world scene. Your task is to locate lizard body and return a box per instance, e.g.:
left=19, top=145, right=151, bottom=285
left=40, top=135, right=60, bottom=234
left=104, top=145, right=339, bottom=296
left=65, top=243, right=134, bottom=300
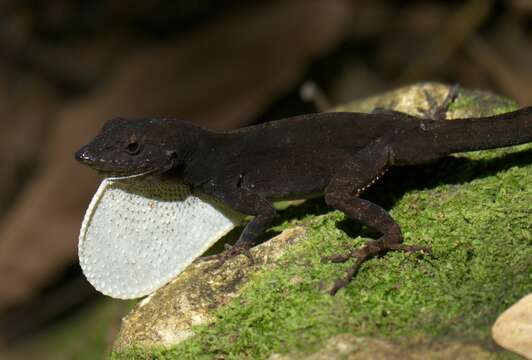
left=76, top=106, right=532, bottom=294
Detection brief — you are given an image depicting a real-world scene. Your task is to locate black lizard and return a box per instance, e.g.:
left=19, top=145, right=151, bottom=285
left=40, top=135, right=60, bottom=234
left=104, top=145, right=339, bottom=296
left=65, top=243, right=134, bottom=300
left=75, top=98, right=532, bottom=294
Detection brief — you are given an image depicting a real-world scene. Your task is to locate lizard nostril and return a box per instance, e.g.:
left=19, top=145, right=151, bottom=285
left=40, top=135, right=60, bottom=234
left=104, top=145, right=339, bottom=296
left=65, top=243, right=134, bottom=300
left=75, top=148, right=93, bottom=163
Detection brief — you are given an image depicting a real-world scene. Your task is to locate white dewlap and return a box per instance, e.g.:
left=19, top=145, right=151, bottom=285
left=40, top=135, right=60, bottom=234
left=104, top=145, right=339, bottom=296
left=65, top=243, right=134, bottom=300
left=78, top=178, right=242, bottom=299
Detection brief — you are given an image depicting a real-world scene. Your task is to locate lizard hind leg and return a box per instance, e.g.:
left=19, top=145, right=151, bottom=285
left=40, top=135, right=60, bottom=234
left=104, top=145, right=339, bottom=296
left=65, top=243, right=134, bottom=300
left=324, top=194, right=430, bottom=295
left=323, top=143, right=430, bottom=295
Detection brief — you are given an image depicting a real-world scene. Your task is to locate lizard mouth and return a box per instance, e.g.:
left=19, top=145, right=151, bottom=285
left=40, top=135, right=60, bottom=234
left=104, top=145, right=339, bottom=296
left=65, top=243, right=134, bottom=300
left=96, top=162, right=175, bottom=180
left=75, top=146, right=158, bottom=177
left=105, top=169, right=158, bottom=180
left=94, top=165, right=162, bottom=179
left=75, top=146, right=175, bottom=180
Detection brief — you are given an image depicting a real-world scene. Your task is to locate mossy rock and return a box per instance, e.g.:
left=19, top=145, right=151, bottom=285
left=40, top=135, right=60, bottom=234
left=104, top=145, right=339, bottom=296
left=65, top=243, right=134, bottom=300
left=112, top=83, right=531, bottom=359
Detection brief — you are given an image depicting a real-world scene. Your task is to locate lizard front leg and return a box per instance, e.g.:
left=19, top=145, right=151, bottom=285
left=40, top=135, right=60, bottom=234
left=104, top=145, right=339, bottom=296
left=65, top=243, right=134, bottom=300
left=203, top=188, right=276, bottom=266
left=324, top=141, right=430, bottom=295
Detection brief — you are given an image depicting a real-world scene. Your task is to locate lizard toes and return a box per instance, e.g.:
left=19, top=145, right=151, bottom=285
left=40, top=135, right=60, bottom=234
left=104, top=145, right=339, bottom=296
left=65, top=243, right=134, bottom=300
left=322, top=253, right=352, bottom=263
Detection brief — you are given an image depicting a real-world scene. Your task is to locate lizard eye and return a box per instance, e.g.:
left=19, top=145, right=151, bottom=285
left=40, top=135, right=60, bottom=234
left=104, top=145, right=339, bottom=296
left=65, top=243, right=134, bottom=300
left=125, top=140, right=142, bottom=155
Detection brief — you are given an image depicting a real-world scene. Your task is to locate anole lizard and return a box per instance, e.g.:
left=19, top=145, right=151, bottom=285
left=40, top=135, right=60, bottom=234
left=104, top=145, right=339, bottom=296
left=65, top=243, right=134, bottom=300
left=75, top=97, right=532, bottom=295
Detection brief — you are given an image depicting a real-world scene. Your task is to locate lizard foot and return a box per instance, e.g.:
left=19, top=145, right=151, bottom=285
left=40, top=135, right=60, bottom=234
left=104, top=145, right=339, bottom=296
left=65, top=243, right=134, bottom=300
left=326, top=240, right=431, bottom=296
left=197, top=242, right=255, bottom=269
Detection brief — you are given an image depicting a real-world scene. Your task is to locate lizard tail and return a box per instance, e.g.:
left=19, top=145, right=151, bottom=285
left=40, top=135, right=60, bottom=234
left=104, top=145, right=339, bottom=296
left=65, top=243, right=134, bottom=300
left=433, top=107, right=532, bottom=154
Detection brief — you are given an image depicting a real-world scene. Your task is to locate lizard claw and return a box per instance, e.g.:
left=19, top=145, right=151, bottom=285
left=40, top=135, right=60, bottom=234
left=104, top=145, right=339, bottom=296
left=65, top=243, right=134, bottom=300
left=197, top=242, right=255, bottom=269
left=326, top=239, right=432, bottom=295
left=390, top=243, right=432, bottom=256
left=223, top=243, right=255, bottom=265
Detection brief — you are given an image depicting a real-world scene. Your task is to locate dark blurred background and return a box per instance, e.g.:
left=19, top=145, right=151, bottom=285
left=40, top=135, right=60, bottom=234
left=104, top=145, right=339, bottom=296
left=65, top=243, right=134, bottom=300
left=0, top=0, right=530, bottom=358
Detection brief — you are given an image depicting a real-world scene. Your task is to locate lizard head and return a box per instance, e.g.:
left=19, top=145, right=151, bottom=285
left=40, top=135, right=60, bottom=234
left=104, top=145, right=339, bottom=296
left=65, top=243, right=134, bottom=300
left=75, top=117, right=202, bottom=177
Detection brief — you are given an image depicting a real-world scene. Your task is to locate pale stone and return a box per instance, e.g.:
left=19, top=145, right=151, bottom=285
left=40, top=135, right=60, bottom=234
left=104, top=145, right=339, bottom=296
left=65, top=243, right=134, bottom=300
left=492, top=293, right=532, bottom=359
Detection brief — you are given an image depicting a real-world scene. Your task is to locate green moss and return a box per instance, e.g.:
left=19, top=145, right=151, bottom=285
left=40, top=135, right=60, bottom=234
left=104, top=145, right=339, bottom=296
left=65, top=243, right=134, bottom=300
left=448, top=92, right=476, bottom=111
left=448, top=90, right=519, bottom=117
left=114, top=142, right=531, bottom=359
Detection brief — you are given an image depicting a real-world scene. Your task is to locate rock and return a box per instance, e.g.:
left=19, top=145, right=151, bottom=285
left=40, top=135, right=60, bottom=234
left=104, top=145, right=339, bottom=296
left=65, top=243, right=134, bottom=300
left=492, top=293, right=532, bottom=359
left=113, top=226, right=305, bottom=351
left=333, top=82, right=518, bottom=119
